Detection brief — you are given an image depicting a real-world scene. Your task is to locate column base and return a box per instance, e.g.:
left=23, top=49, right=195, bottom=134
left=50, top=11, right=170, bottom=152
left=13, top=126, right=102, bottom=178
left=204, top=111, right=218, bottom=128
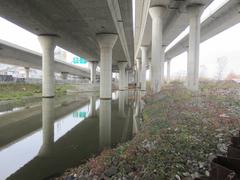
left=42, top=96, right=55, bottom=98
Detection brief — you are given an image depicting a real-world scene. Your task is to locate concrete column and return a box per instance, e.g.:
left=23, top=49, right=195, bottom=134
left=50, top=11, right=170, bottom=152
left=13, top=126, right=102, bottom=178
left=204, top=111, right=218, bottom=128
left=61, top=72, right=68, bottom=80
left=167, top=60, right=171, bottom=84
left=38, top=35, right=57, bottom=98
left=39, top=98, right=54, bottom=156
left=90, top=61, right=97, bottom=84
left=140, top=46, right=148, bottom=91
left=89, top=96, right=96, bottom=117
left=125, top=69, right=129, bottom=89
left=25, top=67, right=30, bottom=79
left=136, top=58, right=141, bottom=88
left=118, top=61, right=128, bottom=90
left=99, top=99, right=111, bottom=149
left=187, top=5, right=201, bottom=91
left=149, top=6, right=165, bottom=93
left=161, top=46, right=166, bottom=84
left=148, top=60, right=152, bottom=83
left=96, top=33, right=118, bottom=99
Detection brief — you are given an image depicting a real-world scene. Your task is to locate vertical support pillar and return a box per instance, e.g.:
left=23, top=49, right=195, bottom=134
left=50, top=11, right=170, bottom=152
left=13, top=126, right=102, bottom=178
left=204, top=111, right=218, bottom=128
left=149, top=6, right=165, bottom=93
left=61, top=72, right=68, bottom=80
left=89, top=96, right=96, bottom=117
left=125, top=69, right=129, bottom=89
left=136, top=58, right=141, bottom=88
left=118, top=61, right=128, bottom=90
left=90, top=61, right=97, bottom=84
left=96, top=33, right=118, bottom=99
left=167, top=60, right=171, bottom=84
left=38, top=35, right=57, bottom=98
left=140, top=46, right=148, bottom=91
left=161, top=46, right=166, bottom=84
left=25, top=67, right=30, bottom=79
left=187, top=4, right=201, bottom=91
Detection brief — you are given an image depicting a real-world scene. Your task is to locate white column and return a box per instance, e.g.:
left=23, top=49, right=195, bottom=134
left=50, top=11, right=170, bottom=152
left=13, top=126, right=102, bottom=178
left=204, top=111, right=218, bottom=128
left=96, top=33, right=118, bottom=99
left=118, top=91, right=126, bottom=117
left=167, top=60, right=171, bottom=84
left=89, top=96, right=96, bottom=117
left=148, top=59, right=152, bottom=83
left=61, top=72, right=68, bottom=80
left=25, top=67, right=30, bottom=79
left=187, top=5, right=201, bottom=91
left=161, top=46, right=166, bottom=84
left=140, top=46, right=148, bottom=91
left=118, top=61, right=128, bottom=90
left=38, top=35, right=57, bottom=98
left=90, top=61, right=97, bottom=84
left=149, top=6, right=165, bottom=93
left=136, top=58, right=141, bottom=88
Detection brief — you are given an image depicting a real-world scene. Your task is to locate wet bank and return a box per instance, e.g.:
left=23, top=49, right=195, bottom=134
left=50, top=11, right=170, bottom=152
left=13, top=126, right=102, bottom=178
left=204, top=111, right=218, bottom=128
left=54, top=81, right=240, bottom=180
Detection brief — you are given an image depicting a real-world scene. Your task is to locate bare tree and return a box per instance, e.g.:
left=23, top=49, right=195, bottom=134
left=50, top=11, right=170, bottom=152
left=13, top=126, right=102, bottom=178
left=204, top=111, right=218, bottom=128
left=216, top=56, right=228, bottom=81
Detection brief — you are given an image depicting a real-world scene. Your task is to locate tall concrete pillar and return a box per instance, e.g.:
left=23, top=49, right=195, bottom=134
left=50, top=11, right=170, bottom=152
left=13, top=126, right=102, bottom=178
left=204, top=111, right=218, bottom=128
left=148, top=59, right=152, bottom=83
left=39, top=98, right=55, bottom=156
left=99, top=99, right=111, bottom=149
left=25, top=67, right=30, bottom=79
left=38, top=35, right=57, bottom=98
left=136, top=58, right=141, bottom=88
left=167, top=60, right=171, bottom=84
left=96, top=33, right=118, bottom=99
left=61, top=72, right=68, bottom=80
left=118, top=61, right=128, bottom=90
left=89, top=96, right=96, bottom=117
left=149, top=6, right=165, bottom=93
left=90, top=61, right=97, bottom=84
left=187, top=5, right=202, bottom=91
left=118, top=90, right=126, bottom=117
left=161, top=46, right=166, bottom=84
left=140, top=46, right=148, bottom=91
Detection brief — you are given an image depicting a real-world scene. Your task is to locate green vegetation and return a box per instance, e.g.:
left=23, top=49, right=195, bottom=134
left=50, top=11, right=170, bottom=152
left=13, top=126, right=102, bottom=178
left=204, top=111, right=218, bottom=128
left=55, top=81, right=240, bottom=180
left=0, top=83, right=73, bottom=101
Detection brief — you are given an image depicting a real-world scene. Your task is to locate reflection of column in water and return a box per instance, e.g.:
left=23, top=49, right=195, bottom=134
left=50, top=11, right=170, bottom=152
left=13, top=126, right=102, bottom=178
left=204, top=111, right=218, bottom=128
left=39, top=98, right=55, bottom=157
left=89, top=96, right=96, bottom=117
left=118, top=91, right=126, bottom=117
left=99, top=99, right=111, bottom=149
left=125, top=90, right=129, bottom=105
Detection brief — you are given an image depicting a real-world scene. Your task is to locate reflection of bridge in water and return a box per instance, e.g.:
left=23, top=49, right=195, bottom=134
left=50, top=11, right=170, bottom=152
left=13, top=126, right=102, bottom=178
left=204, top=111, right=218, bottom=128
left=0, top=90, right=144, bottom=180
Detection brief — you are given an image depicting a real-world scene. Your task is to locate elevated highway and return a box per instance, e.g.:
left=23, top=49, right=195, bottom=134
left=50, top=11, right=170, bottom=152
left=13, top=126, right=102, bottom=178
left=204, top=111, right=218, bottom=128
left=0, top=39, right=91, bottom=78
left=165, top=0, right=240, bottom=60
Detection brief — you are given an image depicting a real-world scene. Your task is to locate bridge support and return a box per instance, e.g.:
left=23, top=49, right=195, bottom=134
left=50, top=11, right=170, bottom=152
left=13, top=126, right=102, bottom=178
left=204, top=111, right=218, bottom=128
left=136, top=58, right=141, bottom=88
left=89, top=96, right=96, bottom=117
left=187, top=5, right=201, bottom=91
left=125, top=70, right=129, bottom=89
left=25, top=67, right=30, bottom=79
left=38, top=35, right=57, bottom=98
left=96, top=33, right=118, bottom=99
left=149, top=6, right=165, bottom=93
left=61, top=72, right=68, bottom=80
left=140, top=46, right=148, bottom=91
left=90, top=61, right=97, bottom=84
left=118, top=61, right=128, bottom=90
left=148, top=59, right=152, bottom=84
left=167, top=60, right=171, bottom=84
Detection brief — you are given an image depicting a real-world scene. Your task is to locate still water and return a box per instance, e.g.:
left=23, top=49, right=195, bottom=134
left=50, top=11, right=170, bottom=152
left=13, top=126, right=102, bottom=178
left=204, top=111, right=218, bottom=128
left=0, top=90, right=144, bottom=180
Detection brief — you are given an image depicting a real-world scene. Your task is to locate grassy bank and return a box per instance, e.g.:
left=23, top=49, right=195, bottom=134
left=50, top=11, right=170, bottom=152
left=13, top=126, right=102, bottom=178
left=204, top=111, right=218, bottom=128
left=0, top=83, right=72, bottom=101
left=54, top=81, right=240, bottom=180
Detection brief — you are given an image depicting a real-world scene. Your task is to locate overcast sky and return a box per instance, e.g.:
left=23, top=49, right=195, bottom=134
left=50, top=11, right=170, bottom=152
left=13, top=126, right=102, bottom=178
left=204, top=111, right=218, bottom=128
left=0, top=0, right=239, bottom=79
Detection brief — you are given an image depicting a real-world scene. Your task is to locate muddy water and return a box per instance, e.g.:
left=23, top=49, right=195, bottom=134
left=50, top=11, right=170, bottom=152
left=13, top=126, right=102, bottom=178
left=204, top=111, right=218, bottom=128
left=0, top=90, right=144, bottom=180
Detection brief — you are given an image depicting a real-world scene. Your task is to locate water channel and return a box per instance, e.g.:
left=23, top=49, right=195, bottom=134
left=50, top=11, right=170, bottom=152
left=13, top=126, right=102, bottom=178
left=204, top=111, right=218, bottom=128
left=0, top=90, right=144, bottom=180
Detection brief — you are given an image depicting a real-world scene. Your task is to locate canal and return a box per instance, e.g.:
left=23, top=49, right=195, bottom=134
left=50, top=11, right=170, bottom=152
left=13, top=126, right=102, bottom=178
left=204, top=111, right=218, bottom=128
left=0, top=90, right=144, bottom=180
